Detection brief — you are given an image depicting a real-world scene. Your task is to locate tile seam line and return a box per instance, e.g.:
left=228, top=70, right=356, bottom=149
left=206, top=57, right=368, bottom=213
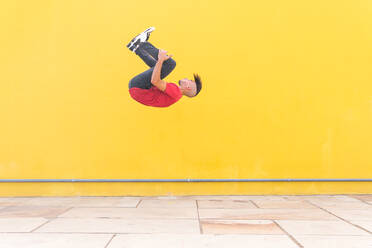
left=196, top=200, right=203, bottom=234
left=29, top=206, right=75, bottom=232
left=135, top=199, right=142, bottom=208
left=305, top=200, right=372, bottom=235
left=347, top=195, right=372, bottom=205
left=104, top=234, right=116, bottom=248
left=56, top=206, right=75, bottom=217
left=29, top=219, right=53, bottom=233
left=250, top=200, right=260, bottom=208
left=273, top=219, right=304, bottom=248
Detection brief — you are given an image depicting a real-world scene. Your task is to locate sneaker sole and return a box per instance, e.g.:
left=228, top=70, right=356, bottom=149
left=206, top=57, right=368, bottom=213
left=126, top=27, right=155, bottom=49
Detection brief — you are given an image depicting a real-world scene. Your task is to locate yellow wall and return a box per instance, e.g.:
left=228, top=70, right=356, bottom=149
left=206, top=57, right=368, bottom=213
left=1, top=0, right=371, bottom=196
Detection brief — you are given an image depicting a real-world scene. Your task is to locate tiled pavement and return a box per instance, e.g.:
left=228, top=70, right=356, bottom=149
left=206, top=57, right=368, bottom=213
left=0, top=195, right=371, bottom=248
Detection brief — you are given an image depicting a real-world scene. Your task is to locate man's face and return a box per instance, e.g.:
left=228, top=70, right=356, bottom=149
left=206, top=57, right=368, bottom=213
left=178, top=78, right=196, bottom=96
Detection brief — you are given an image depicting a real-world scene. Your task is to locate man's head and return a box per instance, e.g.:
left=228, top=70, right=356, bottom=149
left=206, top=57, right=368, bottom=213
left=178, top=74, right=202, bottom=97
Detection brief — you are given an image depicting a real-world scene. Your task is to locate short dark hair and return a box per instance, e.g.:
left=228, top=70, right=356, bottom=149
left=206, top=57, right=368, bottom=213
left=193, top=73, right=202, bottom=96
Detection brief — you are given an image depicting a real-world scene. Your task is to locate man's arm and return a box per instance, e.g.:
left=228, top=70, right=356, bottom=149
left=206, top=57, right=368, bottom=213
left=151, top=60, right=166, bottom=91
left=151, top=49, right=172, bottom=92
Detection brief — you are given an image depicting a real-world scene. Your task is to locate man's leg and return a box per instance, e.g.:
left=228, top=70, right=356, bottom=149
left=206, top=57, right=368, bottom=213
left=134, top=42, right=158, bottom=68
left=135, top=42, right=176, bottom=79
left=129, top=42, right=176, bottom=89
left=129, top=68, right=154, bottom=89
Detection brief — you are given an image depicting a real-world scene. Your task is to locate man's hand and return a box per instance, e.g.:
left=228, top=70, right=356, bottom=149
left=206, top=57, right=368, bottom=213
left=158, top=49, right=172, bottom=62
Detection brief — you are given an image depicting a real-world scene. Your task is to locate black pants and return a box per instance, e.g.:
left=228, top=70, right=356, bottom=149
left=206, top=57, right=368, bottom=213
left=128, top=42, right=177, bottom=89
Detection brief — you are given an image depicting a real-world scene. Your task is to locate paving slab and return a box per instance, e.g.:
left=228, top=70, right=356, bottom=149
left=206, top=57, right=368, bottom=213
left=349, top=221, right=372, bottom=233
left=293, top=235, right=372, bottom=248
left=286, top=195, right=361, bottom=203
left=326, top=209, right=372, bottom=221
left=138, top=199, right=196, bottom=208
left=199, top=208, right=338, bottom=220
left=350, top=195, right=372, bottom=202
left=276, top=220, right=370, bottom=235
left=71, top=197, right=140, bottom=208
left=36, top=218, right=200, bottom=234
left=114, top=198, right=142, bottom=207
left=0, top=206, right=70, bottom=218
left=0, top=218, right=48, bottom=232
left=310, top=201, right=372, bottom=210
left=0, top=195, right=370, bottom=247
left=0, top=233, right=112, bottom=248
left=197, top=200, right=256, bottom=209
left=26, top=197, right=140, bottom=208
left=176, top=196, right=288, bottom=201
left=201, top=220, right=283, bottom=234
left=0, top=198, right=33, bottom=207
left=59, top=207, right=198, bottom=219
left=25, top=197, right=79, bottom=207
left=253, top=200, right=316, bottom=209
left=107, top=234, right=298, bottom=248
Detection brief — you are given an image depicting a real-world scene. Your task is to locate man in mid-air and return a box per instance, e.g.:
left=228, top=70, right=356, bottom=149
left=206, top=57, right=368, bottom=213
left=126, top=27, right=202, bottom=107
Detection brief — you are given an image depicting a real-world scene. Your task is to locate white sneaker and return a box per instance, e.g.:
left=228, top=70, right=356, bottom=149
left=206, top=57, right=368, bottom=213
left=126, top=27, right=155, bottom=52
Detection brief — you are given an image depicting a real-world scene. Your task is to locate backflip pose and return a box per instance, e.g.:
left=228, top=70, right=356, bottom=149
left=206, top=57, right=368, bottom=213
left=126, top=27, right=202, bottom=107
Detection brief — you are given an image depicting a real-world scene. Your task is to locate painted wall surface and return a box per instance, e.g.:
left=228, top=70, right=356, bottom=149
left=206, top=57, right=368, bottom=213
left=0, top=0, right=371, bottom=196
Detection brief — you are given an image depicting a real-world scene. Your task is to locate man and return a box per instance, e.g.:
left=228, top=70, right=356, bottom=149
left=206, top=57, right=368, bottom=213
left=126, top=27, right=202, bottom=107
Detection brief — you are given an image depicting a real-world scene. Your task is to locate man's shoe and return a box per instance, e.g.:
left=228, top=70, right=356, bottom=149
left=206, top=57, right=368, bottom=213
left=127, top=27, right=155, bottom=52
